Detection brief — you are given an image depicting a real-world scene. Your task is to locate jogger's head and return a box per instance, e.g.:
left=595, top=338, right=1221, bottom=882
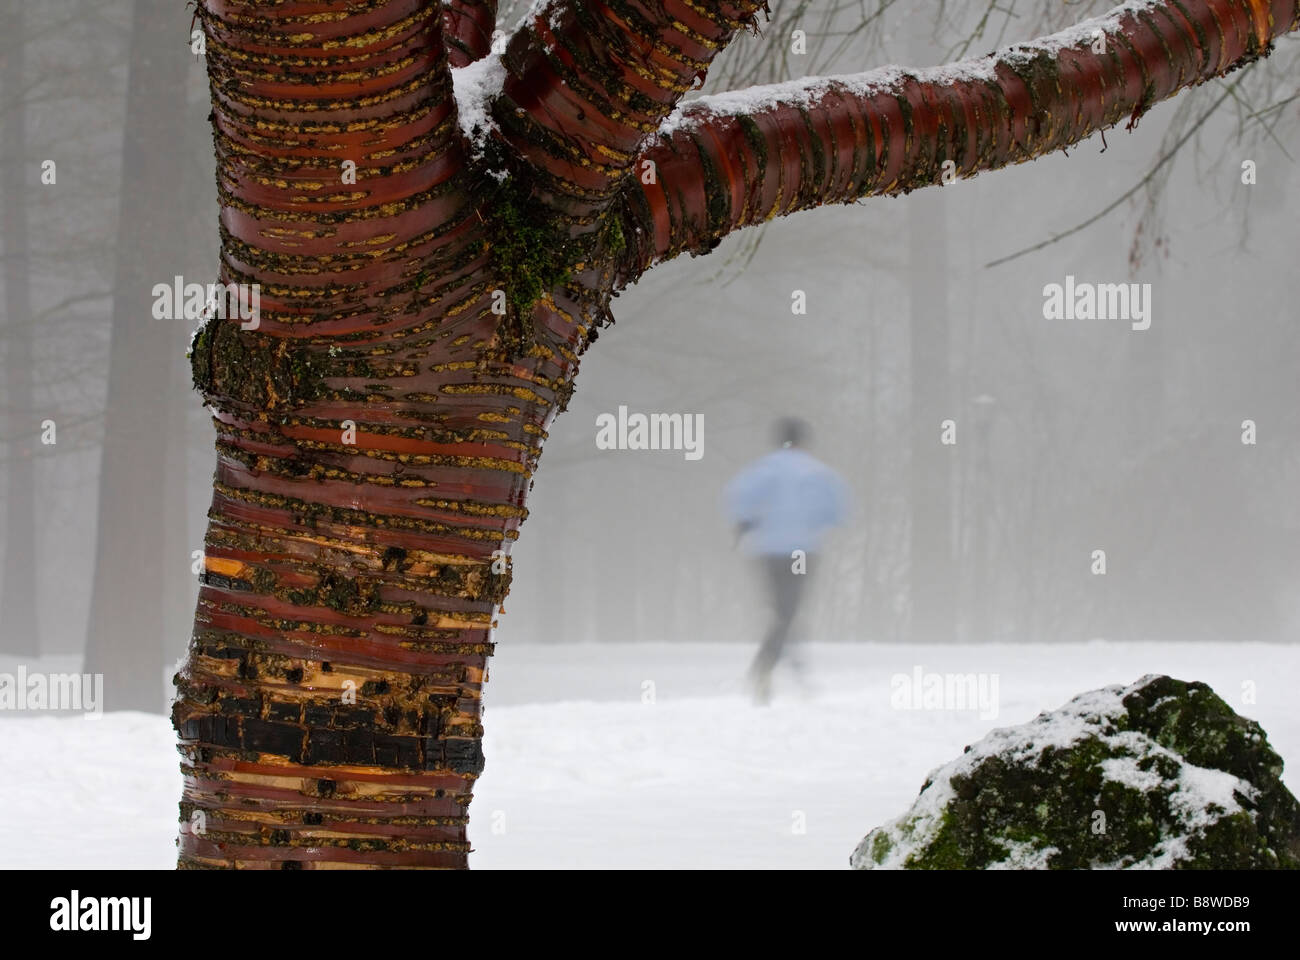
left=774, top=417, right=809, bottom=449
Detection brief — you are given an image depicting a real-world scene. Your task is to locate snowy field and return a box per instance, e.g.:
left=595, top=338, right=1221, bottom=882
left=1, top=641, right=1296, bottom=869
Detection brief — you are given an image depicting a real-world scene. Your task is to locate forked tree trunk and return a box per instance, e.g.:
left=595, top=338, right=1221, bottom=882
left=171, top=0, right=601, bottom=869
left=172, top=0, right=1300, bottom=868
left=173, top=0, right=764, bottom=870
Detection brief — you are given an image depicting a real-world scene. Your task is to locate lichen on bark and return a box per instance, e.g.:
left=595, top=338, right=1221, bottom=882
left=190, top=319, right=326, bottom=413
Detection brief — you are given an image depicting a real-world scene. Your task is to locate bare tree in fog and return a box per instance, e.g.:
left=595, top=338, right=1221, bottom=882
left=2, top=3, right=122, bottom=657
left=1, top=5, right=39, bottom=657
left=82, top=0, right=192, bottom=709
left=165, top=0, right=1300, bottom=869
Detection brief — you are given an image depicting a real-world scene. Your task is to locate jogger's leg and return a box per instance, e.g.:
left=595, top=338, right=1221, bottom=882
left=747, top=555, right=804, bottom=702
left=747, top=625, right=781, bottom=704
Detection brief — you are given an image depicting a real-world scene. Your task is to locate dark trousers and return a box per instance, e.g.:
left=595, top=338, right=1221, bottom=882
left=749, top=554, right=810, bottom=685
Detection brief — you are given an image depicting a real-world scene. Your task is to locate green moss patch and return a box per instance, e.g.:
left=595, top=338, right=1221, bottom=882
left=852, top=675, right=1300, bottom=870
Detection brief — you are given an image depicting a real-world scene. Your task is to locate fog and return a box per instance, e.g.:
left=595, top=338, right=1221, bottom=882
left=2, top=0, right=1298, bottom=715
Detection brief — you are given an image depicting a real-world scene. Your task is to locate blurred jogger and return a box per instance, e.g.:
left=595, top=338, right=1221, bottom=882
left=725, top=419, right=848, bottom=704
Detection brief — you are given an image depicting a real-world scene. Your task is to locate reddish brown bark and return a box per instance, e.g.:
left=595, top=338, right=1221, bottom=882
left=175, top=0, right=539, bottom=869
left=615, top=0, right=1300, bottom=282
left=488, top=0, right=770, bottom=223
left=442, top=0, right=498, bottom=67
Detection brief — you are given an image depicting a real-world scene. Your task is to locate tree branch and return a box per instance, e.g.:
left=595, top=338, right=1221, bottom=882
left=198, top=0, right=473, bottom=337
left=443, top=0, right=498, bottom=67
left=614, top=0, right=1300, bottom=284
left=485, top=0, right=770, bottom=224
left=985, top=77, right=1242, bottom=269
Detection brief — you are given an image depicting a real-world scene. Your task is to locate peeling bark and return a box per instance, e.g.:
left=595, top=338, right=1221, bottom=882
left=616, top=0, right=1300, bottom=282
left=488, top=0, right=770, bottom=225
left=173, top=0, right=590, bottom=869
left=442, top=0, right=498, bottom=67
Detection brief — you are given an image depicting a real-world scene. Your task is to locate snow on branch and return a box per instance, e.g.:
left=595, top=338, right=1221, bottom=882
left=615, top=0, right=1297, bottom=281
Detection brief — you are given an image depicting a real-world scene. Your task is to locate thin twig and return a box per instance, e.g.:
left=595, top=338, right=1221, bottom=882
left=983, top=80, right=1240, bottom=269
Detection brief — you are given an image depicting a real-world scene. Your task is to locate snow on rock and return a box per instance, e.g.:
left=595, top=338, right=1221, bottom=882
left=851, top=674, right=1300, bottom=870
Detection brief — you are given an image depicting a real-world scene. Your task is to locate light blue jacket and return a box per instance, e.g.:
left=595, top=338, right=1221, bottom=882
left=725, top=448, right=849, bottom=556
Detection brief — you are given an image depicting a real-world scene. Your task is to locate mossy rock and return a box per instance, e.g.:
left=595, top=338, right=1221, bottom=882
left=851, top=675, right=1300, bottom=870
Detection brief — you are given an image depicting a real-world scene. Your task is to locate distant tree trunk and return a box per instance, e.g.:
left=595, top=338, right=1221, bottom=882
left=1, top=5, right=40, bottom=657
left=908, top=188, right=955, bottom=643
left=857, top=307, right=879, bottom=637
left=170, top=0, right=1299, bottom=868
left=83, top=0, right=191, bottom=709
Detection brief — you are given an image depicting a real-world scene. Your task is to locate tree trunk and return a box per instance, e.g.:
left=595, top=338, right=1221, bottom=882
left=1, top=4, right=40, bottom=658
left=172, top=0, right=536, bottom=869
left=171, top=0, right=771, bottom=866
left=83, top=0, right=192, bottom=710
left=908, top=187, right=955, bottom=644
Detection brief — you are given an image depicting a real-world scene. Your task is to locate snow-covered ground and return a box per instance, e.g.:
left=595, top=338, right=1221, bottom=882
left=1, top=641, right=1296, bottom=869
